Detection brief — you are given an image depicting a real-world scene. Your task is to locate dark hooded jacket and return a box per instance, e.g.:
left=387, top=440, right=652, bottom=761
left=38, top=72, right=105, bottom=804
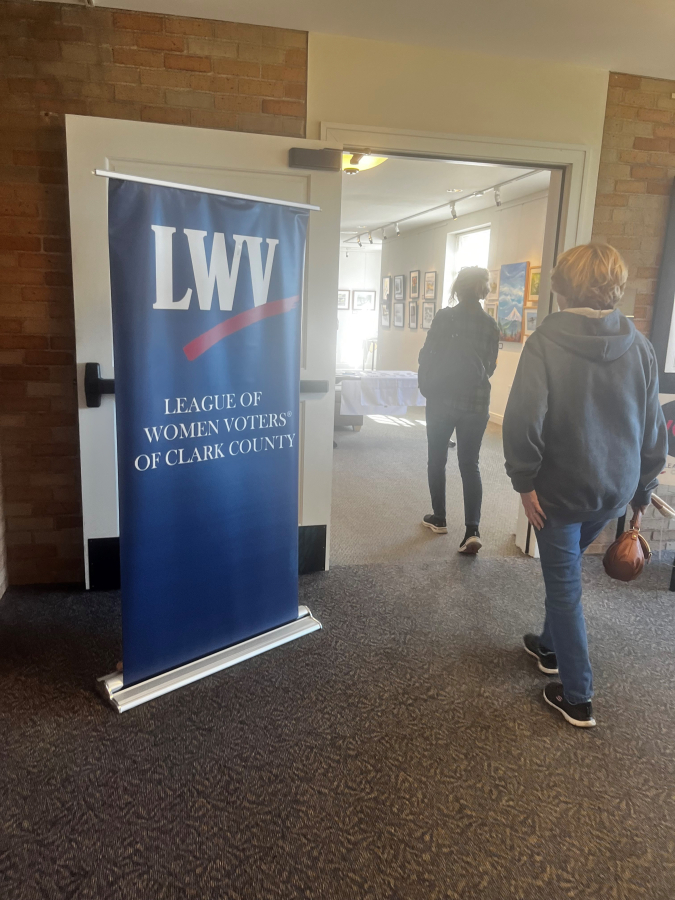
left=503, top=308, right=666, bottom=523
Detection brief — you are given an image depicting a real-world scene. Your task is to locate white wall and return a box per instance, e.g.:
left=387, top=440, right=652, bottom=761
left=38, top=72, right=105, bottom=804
left=377, top=191, right=549, bottom=418
left=336, top=244, right=381, bottom=369
left=307, top=33, right=608, bottom=150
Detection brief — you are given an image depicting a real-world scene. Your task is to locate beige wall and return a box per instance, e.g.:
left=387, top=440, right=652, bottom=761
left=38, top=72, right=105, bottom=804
left=307, top=33, right=608, bottom=148
left=378, top=191, right=549, bottom=419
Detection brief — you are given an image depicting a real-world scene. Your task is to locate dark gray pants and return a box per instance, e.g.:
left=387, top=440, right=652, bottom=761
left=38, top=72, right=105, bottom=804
left=426, top=402, right=489, bottom=526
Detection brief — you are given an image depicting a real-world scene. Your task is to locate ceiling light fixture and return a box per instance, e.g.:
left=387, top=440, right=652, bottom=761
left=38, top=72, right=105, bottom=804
left=357, top=236, right=362, bottom=247
left=368, top=232, right=373, bottom=244
left=395, top=223, right=400, bottom=237
left=494, top=187, right=502, bottom=207
left=450, top=203, right=458, bottom=220
left=474, top=190, right=485, bottom=198
left=446, top=188, right=461, bottom=193
left=341, top=152, right=388, bottom=175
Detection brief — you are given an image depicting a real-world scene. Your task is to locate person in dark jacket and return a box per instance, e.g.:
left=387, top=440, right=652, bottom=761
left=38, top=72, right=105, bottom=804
left=419, top=267, right=499, bottom=554
left=503, top=243, right=666, bottom=728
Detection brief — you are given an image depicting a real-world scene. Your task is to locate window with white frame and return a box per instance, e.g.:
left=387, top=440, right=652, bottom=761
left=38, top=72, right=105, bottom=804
left=443, top=227, right=491, bottom=307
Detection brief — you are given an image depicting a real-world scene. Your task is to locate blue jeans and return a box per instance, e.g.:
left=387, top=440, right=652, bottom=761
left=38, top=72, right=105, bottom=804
left=536, top=518, right=610, bottom=705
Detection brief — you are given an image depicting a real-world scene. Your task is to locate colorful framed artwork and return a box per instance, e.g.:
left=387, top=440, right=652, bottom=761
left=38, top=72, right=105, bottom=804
left=337, top=289, right=350, bottom=310
left=382, top=275, right=392, bottom=301
left=422, top=301, right=436, bottom=330
left=487, top=268, right=500, bottom=300
left=410, top=270, right=420, bottom=299
left=381, top=300, right=390, bottom=328
left=393, top=300, right=405, bottom=328
left=484, top=300, right=498, bottom=322
left=497, top=261, right=530, bottom=342
left=394, top=274, right=405, bottom=300
left=352, top=290, right=376, bottom=311
left=424, top=271, right=437, bottom=300
left=409, top=302, right=418, bottom=329
left=528, top=266, right=541, bottom=304
left=524, top=307, right=538, bottom=337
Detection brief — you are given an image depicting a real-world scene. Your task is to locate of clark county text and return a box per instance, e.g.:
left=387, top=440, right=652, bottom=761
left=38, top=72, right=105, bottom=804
left=133, top=390, right=295, bottom=473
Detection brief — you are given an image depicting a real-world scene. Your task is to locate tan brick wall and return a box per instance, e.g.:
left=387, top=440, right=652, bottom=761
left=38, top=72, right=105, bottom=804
left=0, top=0, right=307, bottom=585
left=591, top=72, right=675, bottom=337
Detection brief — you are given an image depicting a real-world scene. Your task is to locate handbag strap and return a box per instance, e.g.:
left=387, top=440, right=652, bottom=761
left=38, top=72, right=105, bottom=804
left=629, top=509, right=643, bottom=531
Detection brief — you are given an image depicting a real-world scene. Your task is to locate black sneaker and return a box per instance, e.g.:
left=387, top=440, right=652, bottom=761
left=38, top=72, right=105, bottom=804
left=458, top=528, right=482, bottom=554
left=543, top=682, right=596, bottom=728
left=523, top=633, right=558, bottom=675
left=422, top=514, right=447, bottom=534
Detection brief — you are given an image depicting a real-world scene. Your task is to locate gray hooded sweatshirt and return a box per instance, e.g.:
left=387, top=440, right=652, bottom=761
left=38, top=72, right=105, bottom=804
left=503, top=308, right=666, bottom=524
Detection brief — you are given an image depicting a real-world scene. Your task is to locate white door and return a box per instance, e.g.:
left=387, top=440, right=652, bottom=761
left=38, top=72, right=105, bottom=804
left=65, top=115, right=341, bottom=587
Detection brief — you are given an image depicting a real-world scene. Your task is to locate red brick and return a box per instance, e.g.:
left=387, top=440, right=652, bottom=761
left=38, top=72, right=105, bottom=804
left=654, top=124, right=675, bottom=138
left=0, top=235, right=41, bottom=251
left=615, top=180, right=647, bottom=193
left=239, top=78, right=284, bottom=98
left=164, top=54, right=211, bottom=73
left=630, top=164, right=668, bottom=180
left=261, top=65, right=305, bottom=83
left=609, top=73, right=642, bottom=89
left=261, top=98, right=305, bottom=117
left=632, top=137, right=670, bottom=152
left=213, top=58, right=260, bottom=78
left=137, top=33, right=185, bottom=52
left=140, top=106, right=190, bottom=126
left=112, top=11, right=163, bottom=33
left=165, top=17, right=214, bottom=38
left=646, top=181, right=672, bottom=194
left=637, top=107, right=673, bottom=124
left=112, top=47, right=164, bottom=69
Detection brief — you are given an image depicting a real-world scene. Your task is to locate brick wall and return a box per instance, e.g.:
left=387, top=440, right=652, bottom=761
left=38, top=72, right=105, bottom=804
left=0, top=0, right=308, bottom=585
left=591, top=72, right=675, bottom=336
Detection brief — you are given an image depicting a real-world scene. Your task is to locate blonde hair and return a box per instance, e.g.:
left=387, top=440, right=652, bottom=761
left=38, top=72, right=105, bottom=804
left=451, top=266, right=490, bottom=303
left=551, top=243, right=628, bottom=311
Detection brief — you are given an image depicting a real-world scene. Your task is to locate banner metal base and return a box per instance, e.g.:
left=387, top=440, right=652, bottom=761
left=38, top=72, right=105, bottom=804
left=97, top=605, right=321, bottom=713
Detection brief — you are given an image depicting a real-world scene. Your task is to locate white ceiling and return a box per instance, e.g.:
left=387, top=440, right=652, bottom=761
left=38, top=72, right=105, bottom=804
left=340, top=156, right=551, bottom=244
left=81, top=0, right=675, bottom=80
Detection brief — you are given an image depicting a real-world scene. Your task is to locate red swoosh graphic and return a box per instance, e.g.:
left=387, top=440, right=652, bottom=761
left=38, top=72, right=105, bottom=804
left=183, top=295, right=299, bottom=361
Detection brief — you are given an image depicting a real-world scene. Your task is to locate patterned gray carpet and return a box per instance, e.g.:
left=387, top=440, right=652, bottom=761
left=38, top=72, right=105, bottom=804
left=2, top=555, right=675, bottom=899
left=331, top=414, right=521, bottom=565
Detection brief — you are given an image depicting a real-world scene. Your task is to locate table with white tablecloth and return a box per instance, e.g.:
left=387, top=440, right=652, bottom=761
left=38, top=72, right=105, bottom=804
left=339, top=370, right=426, bottom=416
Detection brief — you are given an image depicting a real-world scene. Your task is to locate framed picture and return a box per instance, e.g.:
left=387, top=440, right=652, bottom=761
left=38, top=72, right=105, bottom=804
left=382, top=275, right=392, bottom=301
left=352, top=290, right=376, bottom=311
left=381, top=300, right=390, bottom=328
left=497, top=261, right=530, bottom=342
left=422, top=301, right=436, bottom=330
left=528, top=266, right=541, bottom=304
left=487, top=268, right=500, bottom=300
left=394, top=274, right=405, bottom=300
left=409, top=302, right=418, bottom=329
left=424, top=271, right=436, bottom=300
left=393, top=301, right=405, bottom=328
left=337, top=289, right=350, bottom=310
left=524, top=307, right=538, bottom=337
left=410, top=270, right=420, bottom=299
left=484, top=300, right=498, bottom=322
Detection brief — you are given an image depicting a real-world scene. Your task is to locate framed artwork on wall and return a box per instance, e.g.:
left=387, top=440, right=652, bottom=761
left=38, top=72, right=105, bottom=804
left=422, top=301, right=436, bottom=330
left=487, top=268, right=500, bottom=300
left=382, top=275, right=392, bottom=301
left=393, top=301, right=405, bottom=328
left=337, top=289, right=350, bottom=310
left=524, top=307, right=538, bottom=337
left=381, top=300, right=391, bottom=328
left=394, top=275, right=405, bottom=300
left=424, top=271, right=437, bottom=300
left=484, top=300, right=498, bottom=322
left=497, top=261, right=530, bottom=342
left=409, top=302, right=418, bottom=329
left=528, top=266, right=541, bottom=305
left=410, top=270, right=420, bottom=299
left=352, top=290, right=376, bottom=311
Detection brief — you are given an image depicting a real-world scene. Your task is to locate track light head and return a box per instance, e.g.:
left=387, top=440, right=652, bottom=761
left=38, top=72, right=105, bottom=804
left=494, top=187, right=502, bottom=207
left=368, top=232, right=373, bottom=244
left=395, top=223, right=400, bottom=237
left=357, top=235, right=362, bottom=247
left=451, top=203, right=457, bottom=220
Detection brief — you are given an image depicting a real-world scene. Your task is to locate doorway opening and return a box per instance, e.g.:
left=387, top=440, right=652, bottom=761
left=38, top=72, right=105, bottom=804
left=330, top=151, right=559, bottom=566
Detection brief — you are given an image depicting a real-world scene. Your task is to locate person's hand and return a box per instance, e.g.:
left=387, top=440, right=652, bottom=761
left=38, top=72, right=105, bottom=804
left=521, top=490, right=546, bottom=530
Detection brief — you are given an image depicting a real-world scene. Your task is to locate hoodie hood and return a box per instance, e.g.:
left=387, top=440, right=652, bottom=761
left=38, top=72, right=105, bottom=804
left=535, top=308, right=636, bottom=362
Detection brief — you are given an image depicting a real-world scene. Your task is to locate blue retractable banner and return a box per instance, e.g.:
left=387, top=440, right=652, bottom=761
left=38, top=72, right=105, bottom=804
left=107, top=179, right=310, bottom=686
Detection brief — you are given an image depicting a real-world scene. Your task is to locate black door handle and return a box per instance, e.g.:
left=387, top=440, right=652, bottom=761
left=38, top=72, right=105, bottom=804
left=84, top=363, right=115, bottom=408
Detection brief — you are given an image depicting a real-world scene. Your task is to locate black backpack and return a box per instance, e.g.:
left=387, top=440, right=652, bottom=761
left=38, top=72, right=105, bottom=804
left=418, top=313, right=486, bottom=401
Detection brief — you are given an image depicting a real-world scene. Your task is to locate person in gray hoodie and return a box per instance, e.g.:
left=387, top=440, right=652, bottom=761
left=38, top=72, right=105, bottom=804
left=503, top=243, right=666, bottom=728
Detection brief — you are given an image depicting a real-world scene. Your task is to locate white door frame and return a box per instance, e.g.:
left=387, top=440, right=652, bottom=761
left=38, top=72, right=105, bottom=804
left=322, top=122, right=599, bottom=251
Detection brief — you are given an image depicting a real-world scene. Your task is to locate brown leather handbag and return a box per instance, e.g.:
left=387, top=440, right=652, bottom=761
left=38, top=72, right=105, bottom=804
left=602, top=510, right=651, bottom=582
